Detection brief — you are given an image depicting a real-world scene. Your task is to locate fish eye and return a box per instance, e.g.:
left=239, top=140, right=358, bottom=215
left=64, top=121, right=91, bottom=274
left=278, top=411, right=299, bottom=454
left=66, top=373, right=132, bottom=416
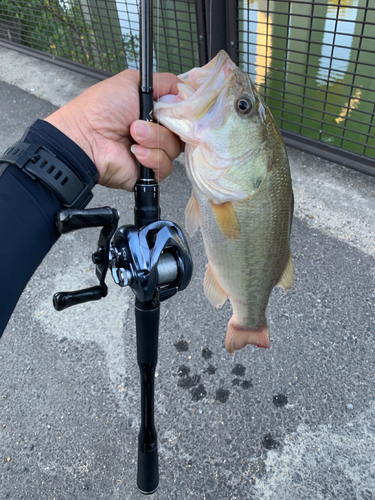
left=236, top=97, right=252, bottom=115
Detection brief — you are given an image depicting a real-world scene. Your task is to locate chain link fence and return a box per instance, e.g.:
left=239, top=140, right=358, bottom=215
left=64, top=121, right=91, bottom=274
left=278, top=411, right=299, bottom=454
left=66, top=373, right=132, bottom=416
left=0, top=0, right=374, bottom=174
left=238, top=0, right=375, bottom=173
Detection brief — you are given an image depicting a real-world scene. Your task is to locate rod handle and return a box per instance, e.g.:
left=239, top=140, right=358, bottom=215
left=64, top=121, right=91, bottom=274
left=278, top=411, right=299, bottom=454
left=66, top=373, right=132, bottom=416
left=137, top=449, right=159, bottom=495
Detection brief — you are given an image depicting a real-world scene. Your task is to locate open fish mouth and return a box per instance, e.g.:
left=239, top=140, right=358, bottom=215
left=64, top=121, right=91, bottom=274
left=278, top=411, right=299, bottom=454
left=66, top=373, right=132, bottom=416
left=178, top=50, right=236, bottom=98
left=154, top=51, right=237, bottom=130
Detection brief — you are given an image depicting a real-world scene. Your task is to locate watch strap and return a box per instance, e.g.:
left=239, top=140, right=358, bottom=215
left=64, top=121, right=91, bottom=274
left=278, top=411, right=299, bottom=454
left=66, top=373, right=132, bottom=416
left=0, top=141, right=94, bottom=209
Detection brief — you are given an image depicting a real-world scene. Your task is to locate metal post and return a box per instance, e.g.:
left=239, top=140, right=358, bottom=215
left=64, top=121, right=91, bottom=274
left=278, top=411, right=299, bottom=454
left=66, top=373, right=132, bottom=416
left=194, top=0, right=238, bottom=65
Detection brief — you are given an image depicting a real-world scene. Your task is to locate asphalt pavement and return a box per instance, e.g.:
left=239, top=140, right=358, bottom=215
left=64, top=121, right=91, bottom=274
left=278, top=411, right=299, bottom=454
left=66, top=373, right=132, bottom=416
left=0, top=45, right=374, bottom=500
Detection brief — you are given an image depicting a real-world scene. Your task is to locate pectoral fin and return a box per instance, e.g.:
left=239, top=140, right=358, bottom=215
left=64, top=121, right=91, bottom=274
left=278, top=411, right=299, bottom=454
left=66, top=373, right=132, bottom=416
left=276, top=249, right=294, bottom=291
left=204, top=263, right=227, bottom=308
left=185, top=191, right=200, bottom=237
left=210, top=201, right=240, bottom=240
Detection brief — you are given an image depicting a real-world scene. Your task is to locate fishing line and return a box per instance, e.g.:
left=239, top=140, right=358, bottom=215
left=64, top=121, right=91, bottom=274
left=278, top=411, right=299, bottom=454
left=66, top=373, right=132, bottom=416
left=155, top=0, right=161, bottom=189
left=155, top=0, right=160, bottom=189
left=209, top=0, right=213, bottom=60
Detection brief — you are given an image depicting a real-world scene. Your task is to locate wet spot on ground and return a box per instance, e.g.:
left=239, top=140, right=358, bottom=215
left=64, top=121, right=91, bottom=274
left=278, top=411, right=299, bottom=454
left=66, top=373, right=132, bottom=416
left=216, top=388, right=230, bottom=403
left=232, top=364, right=246, bottom=376
left=178, top=365, right=190, bottom=377
left=233, top=378, right=253, bottom=389
left=175, top=340, right=189, bottom=352
left=202, top=347, right=212, bottom=359
left=241, top=380, right=253, bottom=389
left=273, top=393, right=288, bottom=407
left=262, top=433, right=279, bottom=450
left=174, top=347, right=252, bottom=403
left=178, top=374, right=201, bottom=389
left=191, top=384, right=207, bottom=401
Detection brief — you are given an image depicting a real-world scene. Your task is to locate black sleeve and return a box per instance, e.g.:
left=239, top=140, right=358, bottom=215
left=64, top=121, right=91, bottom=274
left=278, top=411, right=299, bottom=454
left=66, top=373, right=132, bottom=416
left=0, top=119, right=99, bottom=336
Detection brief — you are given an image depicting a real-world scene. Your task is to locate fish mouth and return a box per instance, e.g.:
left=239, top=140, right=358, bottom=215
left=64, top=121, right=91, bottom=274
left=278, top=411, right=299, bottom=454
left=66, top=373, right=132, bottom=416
left=154, top=50, right=237, bottom=136
left=178, top=50, right=236, bottom=100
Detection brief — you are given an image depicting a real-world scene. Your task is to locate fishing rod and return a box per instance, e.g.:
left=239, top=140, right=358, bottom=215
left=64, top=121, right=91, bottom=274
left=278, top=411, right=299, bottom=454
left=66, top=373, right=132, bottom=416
left=51, top=0, right=193, bottom=493
left=135, top=0, right=161, bottom=493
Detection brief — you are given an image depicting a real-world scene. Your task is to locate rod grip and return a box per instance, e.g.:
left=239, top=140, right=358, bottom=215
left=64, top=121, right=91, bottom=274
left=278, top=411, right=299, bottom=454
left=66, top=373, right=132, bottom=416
left=135, top=298, right=159, bottom=364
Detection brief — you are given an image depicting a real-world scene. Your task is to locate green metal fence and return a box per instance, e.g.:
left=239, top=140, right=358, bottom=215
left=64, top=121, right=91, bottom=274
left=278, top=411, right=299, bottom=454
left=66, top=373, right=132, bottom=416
left=0, top=0, right=374, bottom=175
left=238, top=0, right=375, bottom=174
left=0, top=0, right=199, bottom=74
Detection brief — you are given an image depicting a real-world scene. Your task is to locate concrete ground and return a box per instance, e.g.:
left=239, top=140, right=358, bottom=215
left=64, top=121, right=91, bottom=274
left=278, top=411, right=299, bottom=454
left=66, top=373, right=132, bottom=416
left=0, top=45, right=374, bottom=500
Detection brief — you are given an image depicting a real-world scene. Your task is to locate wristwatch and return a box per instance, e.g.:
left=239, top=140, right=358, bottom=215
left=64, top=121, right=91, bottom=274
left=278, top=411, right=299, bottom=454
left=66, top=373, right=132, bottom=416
left=0, top=140, right=95, bottom=209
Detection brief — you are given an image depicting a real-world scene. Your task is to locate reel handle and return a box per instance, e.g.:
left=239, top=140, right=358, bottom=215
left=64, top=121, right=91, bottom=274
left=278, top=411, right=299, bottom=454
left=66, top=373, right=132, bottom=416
left=53, top=207, right=119, bottom=312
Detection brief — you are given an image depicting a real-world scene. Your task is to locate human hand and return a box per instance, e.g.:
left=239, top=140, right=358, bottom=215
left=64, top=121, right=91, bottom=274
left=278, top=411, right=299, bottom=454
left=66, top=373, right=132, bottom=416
left=44, top=69, right=183, bottom=190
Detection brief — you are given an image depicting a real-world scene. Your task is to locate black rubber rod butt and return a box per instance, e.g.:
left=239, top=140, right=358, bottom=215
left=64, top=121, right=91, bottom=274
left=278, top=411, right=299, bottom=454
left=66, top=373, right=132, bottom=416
left=135, top=297, right=160, bottom=494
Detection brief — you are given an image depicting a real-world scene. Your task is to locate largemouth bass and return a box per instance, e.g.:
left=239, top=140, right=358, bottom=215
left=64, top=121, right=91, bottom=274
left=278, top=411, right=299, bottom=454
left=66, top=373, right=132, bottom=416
left=154, top=51, right=294, bottom=353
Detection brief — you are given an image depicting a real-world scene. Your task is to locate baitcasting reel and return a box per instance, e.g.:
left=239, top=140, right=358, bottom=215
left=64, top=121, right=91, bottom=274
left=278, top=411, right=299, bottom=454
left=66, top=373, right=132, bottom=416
left=53, top=205, right=193, bottom=493
left=53, top=206, right=193, bottom=311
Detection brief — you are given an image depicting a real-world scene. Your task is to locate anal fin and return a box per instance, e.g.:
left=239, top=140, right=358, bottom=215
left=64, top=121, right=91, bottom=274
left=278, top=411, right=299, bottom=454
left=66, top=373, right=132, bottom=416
left=210, top=201, right=240, bottom=241
left=204, top=263, right=227, bottom=308
left=276, top=249, right=294, bottom=291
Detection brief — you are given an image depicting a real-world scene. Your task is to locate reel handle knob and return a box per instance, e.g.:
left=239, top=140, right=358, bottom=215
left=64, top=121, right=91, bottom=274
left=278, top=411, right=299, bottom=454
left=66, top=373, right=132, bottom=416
left=53, top=285, right=106, bottom=311
left=56, top=207, right=119, bottom=234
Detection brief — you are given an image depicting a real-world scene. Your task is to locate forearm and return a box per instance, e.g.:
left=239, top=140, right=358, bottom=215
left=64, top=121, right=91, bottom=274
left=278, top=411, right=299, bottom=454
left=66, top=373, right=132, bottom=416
left=0, top=119, right=98, bottom=336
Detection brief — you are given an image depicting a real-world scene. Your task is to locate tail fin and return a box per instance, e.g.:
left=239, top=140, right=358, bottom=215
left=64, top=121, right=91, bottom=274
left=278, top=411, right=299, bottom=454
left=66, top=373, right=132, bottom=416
left=225, top=318, right=270, bottom=353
